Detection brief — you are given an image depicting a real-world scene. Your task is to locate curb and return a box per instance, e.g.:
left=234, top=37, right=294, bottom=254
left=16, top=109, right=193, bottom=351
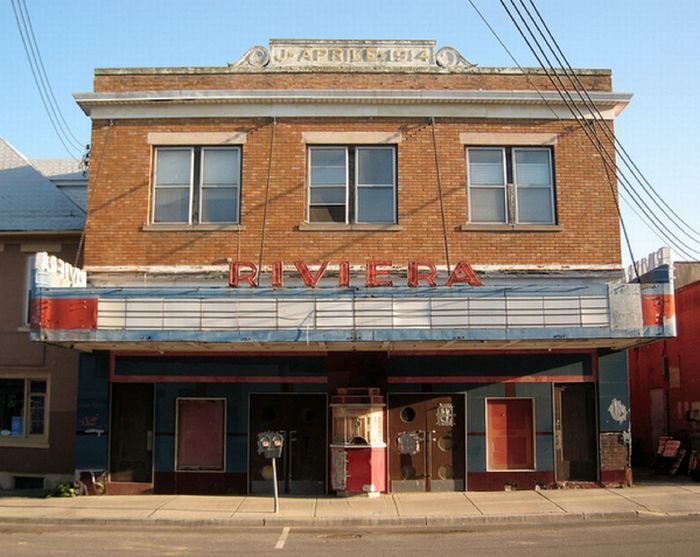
left=2, top=509, right=692, bottom=529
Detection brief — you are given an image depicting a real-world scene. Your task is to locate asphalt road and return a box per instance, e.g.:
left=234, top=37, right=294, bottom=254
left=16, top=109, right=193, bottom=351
left=2, top=517, right=699, bottom=556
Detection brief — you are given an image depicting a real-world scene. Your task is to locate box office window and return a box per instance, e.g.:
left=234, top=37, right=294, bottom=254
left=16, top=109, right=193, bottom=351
left=0, top=377, right=48, bottom=443
left=153, top=147, right=241, bottom=224
left=308, top=146, right=396, bottom=224
left=176, top=398, right=226, bottom=471
left=467, top=147, right=555, bottom=225
left=486, top=398, right=535, bottom=471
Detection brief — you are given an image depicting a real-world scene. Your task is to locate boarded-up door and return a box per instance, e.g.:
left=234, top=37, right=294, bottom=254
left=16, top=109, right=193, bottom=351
left=176, top=398, right=226, bottom=471
left=388, top=394, right=465, bottom=492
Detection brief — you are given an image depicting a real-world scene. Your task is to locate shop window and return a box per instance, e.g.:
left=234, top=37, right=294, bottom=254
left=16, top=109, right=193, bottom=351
left=152, top=146, right=240, bottom=224
left=0, top=376, right=48, bottom=443
left=486, top=398, right=535, bottom=470
left=308, top=146, right=396, bottom=224
left=467, top=147, right=555, bottom=225
left=176, top=398, right=225, bottom=471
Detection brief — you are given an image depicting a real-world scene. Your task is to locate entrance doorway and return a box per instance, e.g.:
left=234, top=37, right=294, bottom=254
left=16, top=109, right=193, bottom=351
left=109, top=383, right=154, bottom=483
left=554, top=383, right=597, bottom=482
left=249, top=393, right=327, bottom=495
left=388, top=394, right=465, bottom=492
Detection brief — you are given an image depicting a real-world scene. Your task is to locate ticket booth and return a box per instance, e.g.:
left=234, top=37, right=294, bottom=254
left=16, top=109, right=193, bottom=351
left=330, top=388, right=386, bottom=496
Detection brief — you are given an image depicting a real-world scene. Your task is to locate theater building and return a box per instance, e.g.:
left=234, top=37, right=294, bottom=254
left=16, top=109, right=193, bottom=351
left=30, top=40, right=674, bottom=494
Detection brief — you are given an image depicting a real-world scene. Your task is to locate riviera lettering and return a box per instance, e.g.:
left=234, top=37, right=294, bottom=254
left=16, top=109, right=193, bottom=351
left=228, top=260, right=481, bottom=288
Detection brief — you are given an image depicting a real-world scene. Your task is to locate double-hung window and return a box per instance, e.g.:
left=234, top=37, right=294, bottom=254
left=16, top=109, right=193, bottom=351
left=153, top=146, right=241, bottom=224
left=467, top=147, right=555, bottom=225
left=0, top=376, right=48, bottom=443
left=308, top=146, right=396, bottom=224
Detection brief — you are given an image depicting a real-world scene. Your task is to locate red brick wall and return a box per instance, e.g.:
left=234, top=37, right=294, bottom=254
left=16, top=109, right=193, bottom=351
left=93, top=70, right=612, bottom=94
left=84, top=114, right=622, bottom=268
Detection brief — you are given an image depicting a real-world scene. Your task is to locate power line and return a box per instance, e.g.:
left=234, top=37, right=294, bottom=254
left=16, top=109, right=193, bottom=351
left=519, top=0, right=700, bottom=243
left=497, top=0, right=700, bottom=260
left=11, top=0, right=83, bottom=159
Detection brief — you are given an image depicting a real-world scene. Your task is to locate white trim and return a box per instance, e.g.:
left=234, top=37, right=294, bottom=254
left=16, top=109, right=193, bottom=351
left=302, top=131, right=404, bottom=144
left=76, top=89, right=630, bottom=120
left=20, top=243, right=61, bottom=253
left=84, top=103, right=624, bottom=121
left=460, top=132, right=558, bottom=146
left=147, top=131, right=247, bottom=145
left=82, top=263, right=624, bottom=273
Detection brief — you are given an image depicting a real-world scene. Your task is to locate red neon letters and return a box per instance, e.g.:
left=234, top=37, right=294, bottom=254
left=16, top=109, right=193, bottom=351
left=228, top=260, right=481, bottom=288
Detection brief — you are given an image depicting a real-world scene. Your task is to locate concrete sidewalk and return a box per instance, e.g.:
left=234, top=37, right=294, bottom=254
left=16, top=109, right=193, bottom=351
left=1, top=482, right=699, bottom=527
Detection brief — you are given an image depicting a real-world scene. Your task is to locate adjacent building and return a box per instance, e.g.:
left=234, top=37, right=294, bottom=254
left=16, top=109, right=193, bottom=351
left=0, top=138, right=85, bottom=490
left=628, top=255, right=700, bottom=467
left=30, top=40, right=674, bottom=495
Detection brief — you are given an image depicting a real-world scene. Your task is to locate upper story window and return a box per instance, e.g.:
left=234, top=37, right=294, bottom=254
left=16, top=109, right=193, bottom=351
left=308, top=146, right=396, bottom=224
left=467, top=147, right=555, bottom=225
left=152, top=146, right=241, bottom=224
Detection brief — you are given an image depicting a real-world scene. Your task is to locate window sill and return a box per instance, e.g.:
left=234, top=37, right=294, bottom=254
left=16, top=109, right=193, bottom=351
left=142, top=224, right=245, bottom=232
left=298, top=223, right=404, bottom=232
left=0, top=439, right=49, bottom=449
left=459, top=223, right=561, bottom=233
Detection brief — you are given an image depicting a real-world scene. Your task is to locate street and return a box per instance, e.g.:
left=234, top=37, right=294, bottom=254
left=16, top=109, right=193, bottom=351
left=2, top=517, right=699, bottom=556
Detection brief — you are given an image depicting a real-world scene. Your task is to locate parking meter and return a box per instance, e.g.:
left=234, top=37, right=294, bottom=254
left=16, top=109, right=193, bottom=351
left=257, top=431, right=284, bottom=458
left=257, top=431, right=284, bottom=513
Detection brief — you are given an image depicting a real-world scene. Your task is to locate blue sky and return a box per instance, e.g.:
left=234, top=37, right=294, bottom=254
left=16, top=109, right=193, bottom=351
left=1, top=0, right=698, bottom=265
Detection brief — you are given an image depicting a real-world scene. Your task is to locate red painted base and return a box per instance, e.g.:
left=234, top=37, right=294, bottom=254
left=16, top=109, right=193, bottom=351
left=154, top=472, right=246, bottom=494
left=105, top=481, right=153, bottom=495
left=600, top=469, right=631, bottom=486
left=467, top=471, right=554, bottom=491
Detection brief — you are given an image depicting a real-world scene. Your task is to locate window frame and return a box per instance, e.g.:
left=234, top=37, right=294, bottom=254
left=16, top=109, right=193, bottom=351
left=307, top=145, right=397, bottom=225
left=0, top=373, right=49, bottom=446
left=151, top=145, right=241, bottom=225
left=467, top=146, right=555, bottom=225
left=485, top=397, right=536, bottom=472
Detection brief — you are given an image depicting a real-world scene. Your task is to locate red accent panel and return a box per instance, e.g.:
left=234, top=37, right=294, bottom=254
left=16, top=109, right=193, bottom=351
left=154, top=472, right=245, bottom=495
left=34, top=297, right=97, bottom=330
left=641, top=294, right=674, bottom=326
left=467, top=471, right=553, bottom=491
left=337, top=446, right=387, bottom=493
left=110, top=373, right=328, bottom=384
left=600, top=470, right=628, bottom=485
left=388, top=375, right=593, bottom=384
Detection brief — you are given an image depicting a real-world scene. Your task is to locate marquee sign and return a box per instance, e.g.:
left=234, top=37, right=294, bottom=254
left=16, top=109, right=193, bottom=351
left=228, top=260, right=482, bottom=288
left=33, top=252, right=86, bottom=288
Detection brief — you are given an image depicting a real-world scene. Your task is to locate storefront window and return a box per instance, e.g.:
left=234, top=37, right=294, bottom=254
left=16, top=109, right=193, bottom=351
left=0, top=377, right=48, bottom=441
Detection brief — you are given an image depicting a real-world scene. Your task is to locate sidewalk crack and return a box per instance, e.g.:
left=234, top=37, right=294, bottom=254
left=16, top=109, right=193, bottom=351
left=535, top=489, right=567, bottom=513
left=605, top=488, right=653, bottom=512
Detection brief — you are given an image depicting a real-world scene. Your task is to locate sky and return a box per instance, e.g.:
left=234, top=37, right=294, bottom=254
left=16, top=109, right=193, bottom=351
left=1, top=0, right=698, bottom=266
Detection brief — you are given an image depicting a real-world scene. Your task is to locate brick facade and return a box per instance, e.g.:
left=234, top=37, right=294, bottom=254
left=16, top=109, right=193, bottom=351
left=84, top=114, right=620, bottom=268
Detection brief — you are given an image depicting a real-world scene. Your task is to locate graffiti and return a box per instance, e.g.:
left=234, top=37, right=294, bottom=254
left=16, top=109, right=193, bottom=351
left=608, top=398, right=629, bottom=424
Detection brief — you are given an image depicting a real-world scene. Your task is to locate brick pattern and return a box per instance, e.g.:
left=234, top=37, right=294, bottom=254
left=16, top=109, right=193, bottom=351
left=93, top=71, right=612, bottom=94
left=83, top=70, right=622, bottom=268
left=600, top=432, right=630, bottom=471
